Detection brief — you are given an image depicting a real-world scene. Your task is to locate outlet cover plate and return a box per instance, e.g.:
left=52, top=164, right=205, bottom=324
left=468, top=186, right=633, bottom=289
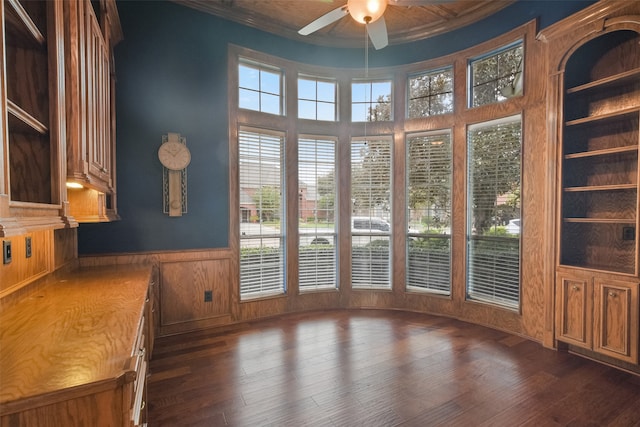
left=204, top=290, right=213, bottom=302
left=25, top=237, right=32, bottom=258
left=3, top=240, right=11, bottom=264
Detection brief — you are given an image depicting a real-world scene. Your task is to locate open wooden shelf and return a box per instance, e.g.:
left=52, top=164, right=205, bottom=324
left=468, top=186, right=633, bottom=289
left=566, top=67, right=640, bottom=94
left=7, top=100, right=48, bottom=135
left=5, top=0, right=46, bottom=46
left=563, top=217, right=636, bottom=224
left=565, top=107, right=639, bottom=127
left=564, top=145, right=638, bottom=159
left=564, top=184, right=637, bottom=192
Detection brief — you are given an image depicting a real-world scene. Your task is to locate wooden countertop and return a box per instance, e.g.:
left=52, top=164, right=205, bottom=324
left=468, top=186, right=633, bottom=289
left=0, top=265, right=152, bottom=413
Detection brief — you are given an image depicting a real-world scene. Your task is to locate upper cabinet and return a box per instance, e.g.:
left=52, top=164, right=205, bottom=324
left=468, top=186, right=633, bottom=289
left=64, top=0, right=122, bottom=222
left=540, top=0, right=640, bottom=367
left=0, top=0, right=121, bottom=236
left=0, top=0, right=68, bottom=235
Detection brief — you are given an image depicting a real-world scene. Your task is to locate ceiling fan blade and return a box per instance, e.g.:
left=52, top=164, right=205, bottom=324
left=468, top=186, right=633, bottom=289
left=298, top=5, right=349, bottom=36
left=367, top=16, right=388, bottom=50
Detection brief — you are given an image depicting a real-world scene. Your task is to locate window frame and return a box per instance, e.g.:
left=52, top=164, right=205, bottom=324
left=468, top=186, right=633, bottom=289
left=468, top=40, right=524, bottom=108
left=407, top=66, right=454, bottom=118
left=238, top=58, right=285, bottom=116
left=298, top=135, right=339, bottom=292
left=238, top=127, right=287, bottom=300
left=351, top=78, right=394, bottom=122
left=297, top=74, right=338, bottom=122
left=465, top=114, right=522, bottom=310
left=350, top=135, right=393, bottom=290
left=406, top=129, right=453, bottom=295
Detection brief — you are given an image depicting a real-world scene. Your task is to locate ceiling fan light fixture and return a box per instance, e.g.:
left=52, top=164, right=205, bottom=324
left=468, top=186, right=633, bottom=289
left=347, top=0, right=387, bottom=24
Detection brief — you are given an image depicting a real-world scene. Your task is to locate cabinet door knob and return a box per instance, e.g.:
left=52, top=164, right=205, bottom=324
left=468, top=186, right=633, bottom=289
left=572, top=285, right=580, bottom=291
left=608, top=291, right=618, bottom=297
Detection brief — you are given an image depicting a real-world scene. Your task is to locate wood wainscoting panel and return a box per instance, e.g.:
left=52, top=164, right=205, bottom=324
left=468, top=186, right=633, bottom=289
left=54, top=228, right=77, bottom=269
left=0, top=230, right=52, bottom=298
left=160, top=259, right=231, bottom=328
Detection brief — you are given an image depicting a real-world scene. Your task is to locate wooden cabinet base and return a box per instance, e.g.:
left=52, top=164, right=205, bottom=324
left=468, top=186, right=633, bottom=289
left=0, top=266, right=153, bottom=427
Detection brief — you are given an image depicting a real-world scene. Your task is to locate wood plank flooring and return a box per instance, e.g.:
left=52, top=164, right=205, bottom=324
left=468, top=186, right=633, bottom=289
left=147, top=310, right=640, bottom=426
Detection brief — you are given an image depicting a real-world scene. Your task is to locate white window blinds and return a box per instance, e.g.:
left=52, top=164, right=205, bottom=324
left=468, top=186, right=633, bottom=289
left=298, top=137, right=337, bottom=291
left=467, top=116, right=521, bottom=309
left=406, top=131, right=452, bottom=294
left=239, top=129, right=285, bottom=298
left=351, top=137, right=392, bottom=289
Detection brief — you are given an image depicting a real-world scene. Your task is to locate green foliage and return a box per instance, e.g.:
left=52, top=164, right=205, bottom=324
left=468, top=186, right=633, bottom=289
left=240, top=246, right=282, bottom=258
left=469, top=121, right=521, bottom=234
left=368, top=95, right=391, bottom=121
left=409, top=237, right=450, bottom=251
left=252, top=186, right=281, bottom=221
left=351, top=138, right=391, bottom=213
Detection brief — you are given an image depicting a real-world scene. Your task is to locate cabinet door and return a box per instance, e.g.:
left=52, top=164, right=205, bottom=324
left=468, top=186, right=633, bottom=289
left=85, top=5, right=113, bottom=186
left=593, top=278, right=639, bottom=363
left=556, top=273, right=592, bottom=348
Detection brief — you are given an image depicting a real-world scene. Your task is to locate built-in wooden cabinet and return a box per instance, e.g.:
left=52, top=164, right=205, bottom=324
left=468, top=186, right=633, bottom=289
left=1, top=0, right=120, bottom=239
left=0, top=0, right=68, bottom=235
left=540, top=0, right=640, bottom=369
left=0, top=266, right=153, bottom=426
left=593, top=277, right=639, bottom=363
left=557, top=270, right=638, bottom=364
left=560, top=29, right=639, bottom=275
left=64, top=0, right=121, bottom=222
left=556, top=271, right=592, bottom=349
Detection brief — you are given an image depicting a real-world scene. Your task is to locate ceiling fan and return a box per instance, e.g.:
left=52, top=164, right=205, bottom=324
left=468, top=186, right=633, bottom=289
left=298, top=0, right=451, bottom=50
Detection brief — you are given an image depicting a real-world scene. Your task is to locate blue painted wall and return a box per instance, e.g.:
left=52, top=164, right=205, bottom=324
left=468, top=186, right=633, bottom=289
left=78, top=0, right=594, bottom=254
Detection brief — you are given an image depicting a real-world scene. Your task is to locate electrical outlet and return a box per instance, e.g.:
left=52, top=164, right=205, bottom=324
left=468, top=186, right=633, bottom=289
left=204, top=290, right=213, bottom=302
left=622, top=226, right=635, bottom=241
left=3, top=240, right=11, bottom=264
left=25, top=237, right=32, bottom=258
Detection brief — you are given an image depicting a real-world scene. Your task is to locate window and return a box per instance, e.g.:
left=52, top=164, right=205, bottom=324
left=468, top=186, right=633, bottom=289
left=469, top=42, right=523, bottom=107
left=239, top=129, right=286, bottom=298
left=352, top=80, right=392, bottom=122
left=408, top=68, right=454, bottom=118
left=298, top=137, right=337, bottom=291
left=406, top=131, right=452, bottom=294
left=239, top=60, right=283, bottom=115
left=466, top=116, right=522, bottom=309
left=351, top=137, right=392, bottom=289
left=298, top=76, right=337, bottom=121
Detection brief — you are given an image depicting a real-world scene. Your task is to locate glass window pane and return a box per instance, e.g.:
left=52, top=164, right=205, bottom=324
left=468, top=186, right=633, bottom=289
left=298, top=78, right=316, bottom=100
left=239, top=129, right=286, bottom=299
left=351, top=103, right=367, bottom=122
left=239, top=60, right=283, bottom=114
left=407, top=131, right=452, bottom=294
left=470, top=42, right=523, bottom=107
left=261, top=70, right=281, bottom=95
left=466, top=116, right=522, bottom=309
left=297, top=76, right=336, bottom=121
left=408, top=67, right=453, bottom=118
left=261, top=93, right=281, bottom=115
left=239, top=64, right=259, bottom=90
left=239, top=88, right=259, bottom=111
left=371, top=81, right=391, bottom=100
left=352, top=83, right=369, bottom=102
left=317, top=81, right=335, bottom=102
left=351, top=137, right=392, bottom=290
left=299, top=137, right=337, bottom=292
left=317, top=102, right=335, bottom=121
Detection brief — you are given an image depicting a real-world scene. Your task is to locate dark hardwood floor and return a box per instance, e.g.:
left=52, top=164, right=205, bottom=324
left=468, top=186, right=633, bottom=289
left=147, top=310, right=640, bottom=426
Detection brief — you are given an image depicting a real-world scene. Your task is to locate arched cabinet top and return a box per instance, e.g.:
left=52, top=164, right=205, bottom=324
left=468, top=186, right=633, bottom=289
left=537, top=1, right=640, bottom=74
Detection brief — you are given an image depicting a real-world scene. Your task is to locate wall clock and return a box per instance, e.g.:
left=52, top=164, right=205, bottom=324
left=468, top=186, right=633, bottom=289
left=159, top=132, right=190, bottom=217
